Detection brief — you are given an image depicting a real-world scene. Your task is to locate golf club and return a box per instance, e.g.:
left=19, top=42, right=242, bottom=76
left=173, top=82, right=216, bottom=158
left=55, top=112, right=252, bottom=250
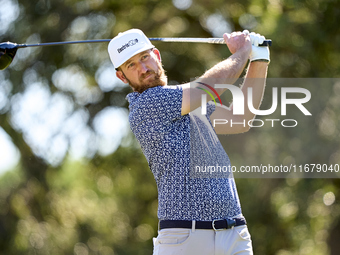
left=0, top=37, right=272, bottom=70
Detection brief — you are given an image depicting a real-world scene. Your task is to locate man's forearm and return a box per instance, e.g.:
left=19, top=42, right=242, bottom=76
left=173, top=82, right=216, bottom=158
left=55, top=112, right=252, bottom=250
left=181, top=31, right=253, bottom=115
left=211, top=61, right=269, bottom=134
left=199, top=49, right=250, bottom=95
left=240, top=61, right=268, bottom=120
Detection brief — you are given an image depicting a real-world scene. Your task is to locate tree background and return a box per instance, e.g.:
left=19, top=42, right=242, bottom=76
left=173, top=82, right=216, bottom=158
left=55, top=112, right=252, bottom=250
left=0, top=0, right=339, bottom=254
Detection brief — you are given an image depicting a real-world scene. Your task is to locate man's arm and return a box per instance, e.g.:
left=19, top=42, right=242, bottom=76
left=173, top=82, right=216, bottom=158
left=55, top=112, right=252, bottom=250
left=210, top=61, right=269, bottom=134
left=180, top=32, right=252, bottom=116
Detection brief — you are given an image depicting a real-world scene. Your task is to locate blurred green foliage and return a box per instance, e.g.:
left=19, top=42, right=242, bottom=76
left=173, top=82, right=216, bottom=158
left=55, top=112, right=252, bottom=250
left=0, top=0, right=339, bottom=254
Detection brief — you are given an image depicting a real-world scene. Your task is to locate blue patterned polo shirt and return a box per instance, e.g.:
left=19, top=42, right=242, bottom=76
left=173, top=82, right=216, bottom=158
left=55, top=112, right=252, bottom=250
left=126, top=85, right=242, bottom=221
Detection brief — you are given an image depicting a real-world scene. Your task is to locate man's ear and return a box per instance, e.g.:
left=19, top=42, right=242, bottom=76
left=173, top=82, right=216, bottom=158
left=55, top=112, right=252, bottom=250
left=152, top=48, right=162, bottom=62
left=116, top=70, right=128, bottom=84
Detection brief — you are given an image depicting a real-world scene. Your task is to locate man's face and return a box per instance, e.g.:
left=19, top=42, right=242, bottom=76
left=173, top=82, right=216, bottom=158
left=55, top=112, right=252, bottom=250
left=116, top=49, right=167, bottom=93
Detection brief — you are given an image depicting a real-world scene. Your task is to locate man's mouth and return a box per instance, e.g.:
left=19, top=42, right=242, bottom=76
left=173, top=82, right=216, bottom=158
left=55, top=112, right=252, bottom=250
left=142, top=71, right=155, bottom=80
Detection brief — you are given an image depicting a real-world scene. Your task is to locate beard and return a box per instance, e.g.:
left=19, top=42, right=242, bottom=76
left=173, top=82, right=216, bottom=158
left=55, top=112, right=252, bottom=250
left=126, top=60, right=167, bottom=93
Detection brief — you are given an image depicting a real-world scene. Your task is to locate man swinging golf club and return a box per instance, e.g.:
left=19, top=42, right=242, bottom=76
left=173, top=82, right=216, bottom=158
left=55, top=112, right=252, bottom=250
left=108, top=28, right=269, bottom=255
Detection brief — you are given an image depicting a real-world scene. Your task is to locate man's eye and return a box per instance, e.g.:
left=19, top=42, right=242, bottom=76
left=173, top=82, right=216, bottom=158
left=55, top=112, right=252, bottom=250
left=142, top=55, right=149, bottom=60
left=128, top=63, right=135, bottom=68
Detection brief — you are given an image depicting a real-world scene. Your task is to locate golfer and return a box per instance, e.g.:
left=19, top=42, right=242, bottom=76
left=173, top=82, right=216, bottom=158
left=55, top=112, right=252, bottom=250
left=108, top=28, right=269, bottom=255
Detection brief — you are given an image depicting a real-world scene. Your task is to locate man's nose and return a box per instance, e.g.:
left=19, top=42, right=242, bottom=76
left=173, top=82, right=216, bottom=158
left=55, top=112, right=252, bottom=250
left=139, top=62, right=148, bottom=73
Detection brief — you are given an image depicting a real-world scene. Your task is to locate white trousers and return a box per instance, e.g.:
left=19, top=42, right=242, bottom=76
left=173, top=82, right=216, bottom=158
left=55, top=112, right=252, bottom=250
left=153, top=224, right=253, bottom=255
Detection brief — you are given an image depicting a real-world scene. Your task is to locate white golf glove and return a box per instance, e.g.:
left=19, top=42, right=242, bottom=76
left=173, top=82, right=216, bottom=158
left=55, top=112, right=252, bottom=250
left=243, top=30, right=270, bottom=63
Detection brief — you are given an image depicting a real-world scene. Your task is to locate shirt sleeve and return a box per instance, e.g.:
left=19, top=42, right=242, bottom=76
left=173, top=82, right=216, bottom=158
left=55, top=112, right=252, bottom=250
left=206, top=101, right=216, bottom=117
left=139, top=86, right=183, bottom=122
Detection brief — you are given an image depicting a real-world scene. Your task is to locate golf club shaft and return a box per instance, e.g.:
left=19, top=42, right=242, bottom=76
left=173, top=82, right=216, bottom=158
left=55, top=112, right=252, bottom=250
left=16, top=37, right=272, bottom=48
left=16, top=39, right=111, bottom=48
left=150, top=38, right=272, bottom=46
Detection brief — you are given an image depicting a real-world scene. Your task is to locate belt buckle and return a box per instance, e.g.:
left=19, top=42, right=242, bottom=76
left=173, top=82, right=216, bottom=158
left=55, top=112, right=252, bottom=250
left=212, top=219, right=224, bottom=231
left=212, top=219, right=236, bottom=231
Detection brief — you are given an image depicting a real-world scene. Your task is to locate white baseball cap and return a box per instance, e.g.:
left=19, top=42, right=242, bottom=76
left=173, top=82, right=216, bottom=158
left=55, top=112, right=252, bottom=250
left=108, top=29, right=155, bottom=69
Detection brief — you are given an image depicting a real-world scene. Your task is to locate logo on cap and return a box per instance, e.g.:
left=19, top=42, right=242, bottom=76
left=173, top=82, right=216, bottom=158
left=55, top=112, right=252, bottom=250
left=117, top=39, right=139, bottom=53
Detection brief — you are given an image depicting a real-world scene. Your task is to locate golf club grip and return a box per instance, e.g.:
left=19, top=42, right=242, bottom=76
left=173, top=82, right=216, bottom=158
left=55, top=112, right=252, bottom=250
left=149, top=38, right=272, bottom=47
